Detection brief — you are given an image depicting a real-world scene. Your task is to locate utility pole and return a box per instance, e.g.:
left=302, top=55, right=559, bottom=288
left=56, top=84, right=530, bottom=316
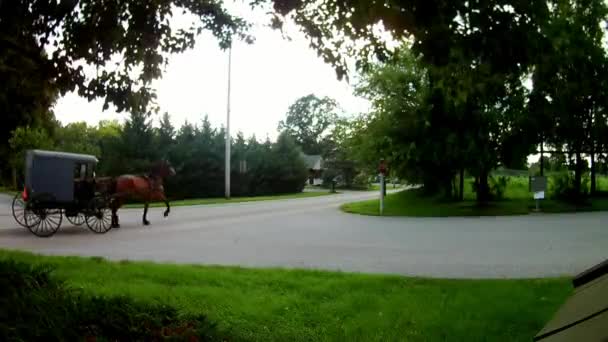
left=225, top=46, right=232, bottom=199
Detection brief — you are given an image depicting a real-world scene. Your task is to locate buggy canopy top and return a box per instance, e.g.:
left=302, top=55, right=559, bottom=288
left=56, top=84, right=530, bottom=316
left=27, top=150, right=98, bottom=164
left=25, top=150, right=99, bottom=203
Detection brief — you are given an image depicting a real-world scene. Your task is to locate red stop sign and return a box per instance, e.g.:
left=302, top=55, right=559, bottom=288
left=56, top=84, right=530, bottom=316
left=378, top=160, right=388, bottom=175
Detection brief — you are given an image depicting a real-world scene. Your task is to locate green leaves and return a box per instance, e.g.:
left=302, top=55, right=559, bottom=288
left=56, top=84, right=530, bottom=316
left=8, top=127, right=55, bottom=174
left=55, top=122, right=102, bottom=156
left=278, top=94, right=340, bottom=155
left=268, top=0, right=608, bottom=202
left=2, top=0, right=251, bottom=116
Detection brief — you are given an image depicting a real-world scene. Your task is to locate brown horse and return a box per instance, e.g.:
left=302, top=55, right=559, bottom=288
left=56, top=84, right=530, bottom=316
left=110, top=160, right=176, bottom=228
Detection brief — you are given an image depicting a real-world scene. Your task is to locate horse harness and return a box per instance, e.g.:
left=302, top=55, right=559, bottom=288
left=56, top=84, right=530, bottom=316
left=145, top=174, right=164, bottom=193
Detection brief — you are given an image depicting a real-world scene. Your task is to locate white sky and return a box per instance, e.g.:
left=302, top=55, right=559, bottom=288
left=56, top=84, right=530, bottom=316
left=53, top=2, right=370, bottom=140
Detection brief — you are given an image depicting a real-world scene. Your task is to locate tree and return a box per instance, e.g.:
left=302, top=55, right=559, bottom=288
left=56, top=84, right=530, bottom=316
left=268, top=0, right=608, bottom=203
left=7, top=115, right=309, bottom=198
left=320, top=118, right=360, bottom=188
left=164, top=121, right=307, bottom=198
left=0, top=49, right=57, bottom=182
left=0, top=0, right=250, bottom=182
left=156, top=112, right=175, bottom=157
left=8, top=126, right=55, bottom=188
left=354, top=48, right=462, bottom=195
left=267, top=1, right=547, bottom=79
left=170, top=120, right=196, bottom=168
left=530, top=0, right=608, bottom=200
left=1, top=0, right=249, bottom=114
left=267, top=132, right=308, bottom=194
left=268, top=0, right=550, bottom=203
left=231, top=132, right=251, bottom=195
left=55, top=122, right=101, bottom=156
left=95, top=120, right=123, bottom=176
left=278, top=94, right=339, bottom=155
left=112, top=112, right=158, bottom=174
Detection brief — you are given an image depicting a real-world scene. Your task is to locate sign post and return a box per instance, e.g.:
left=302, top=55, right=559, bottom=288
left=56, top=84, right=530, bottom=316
left=225, top=46, right=232, bottom=199
left=378, top=159, right=388, bottom=215
left=379, top=174, right=385, bottom=215
left=530, top=176, right=547, bottom=212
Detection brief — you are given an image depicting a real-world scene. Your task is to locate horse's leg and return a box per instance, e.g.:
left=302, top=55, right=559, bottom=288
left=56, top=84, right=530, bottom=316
left=163, top=199, right=170, bottom=217
left=111, top=198, right=121, bottom=228
left=162, top=195, right=170, bottom=217
left=143, top=202, right=150, bottom=226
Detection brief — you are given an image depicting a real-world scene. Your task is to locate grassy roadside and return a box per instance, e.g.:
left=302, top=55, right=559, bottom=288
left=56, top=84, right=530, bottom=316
left=125, top=191, right=334, bottom=208
left=342, top=177, right=608, bottom=217
left=0, top=250, right=570, bottom=342
left=0, top=187, right=17, bottom=196
left=368, top=183, right=403, bottom=191
left=342, top=190, right=530, bottom=216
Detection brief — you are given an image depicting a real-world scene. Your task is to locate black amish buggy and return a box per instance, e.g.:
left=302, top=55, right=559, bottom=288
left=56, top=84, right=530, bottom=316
left=11, top=150, right=114, bottom=237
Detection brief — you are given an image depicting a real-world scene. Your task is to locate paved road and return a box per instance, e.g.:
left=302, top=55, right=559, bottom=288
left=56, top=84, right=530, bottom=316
left=1, top=191, right=606, bottom=278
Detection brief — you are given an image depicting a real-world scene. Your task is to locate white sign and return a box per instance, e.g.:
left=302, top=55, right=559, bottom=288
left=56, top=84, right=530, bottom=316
left=533, top=191, right=545, bottom=200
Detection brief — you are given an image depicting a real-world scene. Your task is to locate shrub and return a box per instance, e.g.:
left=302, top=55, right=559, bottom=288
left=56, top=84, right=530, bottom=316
left=352, top=172, right=371, bottom=190
left=549, top=172, right=589, bottom=200
left=322, top=168, right=340, bottom=188
left=0, top=260, right=222, bottom=342
left=489, top=176, right=509, bottom=200
left=469, top=176, right=510, bottom=201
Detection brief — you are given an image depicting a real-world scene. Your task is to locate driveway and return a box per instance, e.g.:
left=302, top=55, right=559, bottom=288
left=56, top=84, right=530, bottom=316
left=0, top=191, right=606, bottom=278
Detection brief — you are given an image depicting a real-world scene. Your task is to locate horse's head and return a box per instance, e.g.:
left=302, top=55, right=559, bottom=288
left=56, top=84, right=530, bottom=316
left=151, top=160, right=176, bottom=178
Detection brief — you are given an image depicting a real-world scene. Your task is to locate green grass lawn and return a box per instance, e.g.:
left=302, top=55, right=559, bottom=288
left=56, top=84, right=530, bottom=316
left=125, top=191, right=333, bottom=208
left=0, top=186, right=17, bottom=196
left=368, top=183, right=403, bottom=191
left=342, top=189, right=532, bottom=216
left=0, top=250, right=570, bottom=342
left=597, top=176, right=608, bottom=192
left=342, top=176, right=608, bottom=217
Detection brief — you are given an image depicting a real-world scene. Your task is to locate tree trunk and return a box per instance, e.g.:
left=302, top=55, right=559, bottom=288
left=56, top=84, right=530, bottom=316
left=574, top=150, right=582, bottom=201
left=443, top=176, right=453, bottom=199
left=540, top=140, right=544, bottom=176
left=476, top=169, right=490, bottom=204
left=591, top=149, right=596, bottom=196
left=459, top=168, right=464, bottom=201
left=11, top=166, right=17, bottom=190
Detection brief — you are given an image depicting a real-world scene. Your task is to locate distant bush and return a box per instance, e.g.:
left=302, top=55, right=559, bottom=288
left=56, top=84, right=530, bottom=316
left=489, top=176, right=509, bottom=200
left=549, top=172, right=589, bottom=200
left=322, top=167, right=340, bottom=188
left=352, top=172, right=371, bottom=190
left=0, top=260, right=222, bottom=342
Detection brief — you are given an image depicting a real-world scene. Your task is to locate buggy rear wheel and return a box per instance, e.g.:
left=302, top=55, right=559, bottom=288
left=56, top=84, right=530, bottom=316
left=25, top=208, right=63, bottom=237
left=66, top=213, right=86, bottom=226
left=11, top=192, right=32, bottom=228
left=86, top=196, right=112, bottom=234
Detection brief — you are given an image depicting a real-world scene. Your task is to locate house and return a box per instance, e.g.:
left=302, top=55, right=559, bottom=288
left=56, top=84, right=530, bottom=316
left=300, top=153, right=323, bottom=185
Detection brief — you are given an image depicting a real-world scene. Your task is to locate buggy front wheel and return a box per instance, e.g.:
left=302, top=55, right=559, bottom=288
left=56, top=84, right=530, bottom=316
left=66, top=213, right=86, bottom=226
left=86, top=196, right=112, bottom=234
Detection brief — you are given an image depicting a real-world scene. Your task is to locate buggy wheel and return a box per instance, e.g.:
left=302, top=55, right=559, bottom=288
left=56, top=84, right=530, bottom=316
left=66, top=213, right=86, bottom=226
left=25, top=208, right=63, bottom=237
left=11, top=192, right=32, bottom=228
left=86, top=196, right=112, bottom=234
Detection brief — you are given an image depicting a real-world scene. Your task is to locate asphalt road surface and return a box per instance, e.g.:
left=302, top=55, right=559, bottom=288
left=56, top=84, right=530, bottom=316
left=1, top=191, right=606, bottom=278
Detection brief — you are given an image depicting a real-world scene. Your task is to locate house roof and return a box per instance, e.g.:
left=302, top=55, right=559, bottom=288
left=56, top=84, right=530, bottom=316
left=300, top=153, right=323, bottom=170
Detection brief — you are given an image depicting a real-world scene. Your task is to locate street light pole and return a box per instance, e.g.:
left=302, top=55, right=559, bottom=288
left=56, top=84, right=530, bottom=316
left=225, top=45, right=232, bottom=199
